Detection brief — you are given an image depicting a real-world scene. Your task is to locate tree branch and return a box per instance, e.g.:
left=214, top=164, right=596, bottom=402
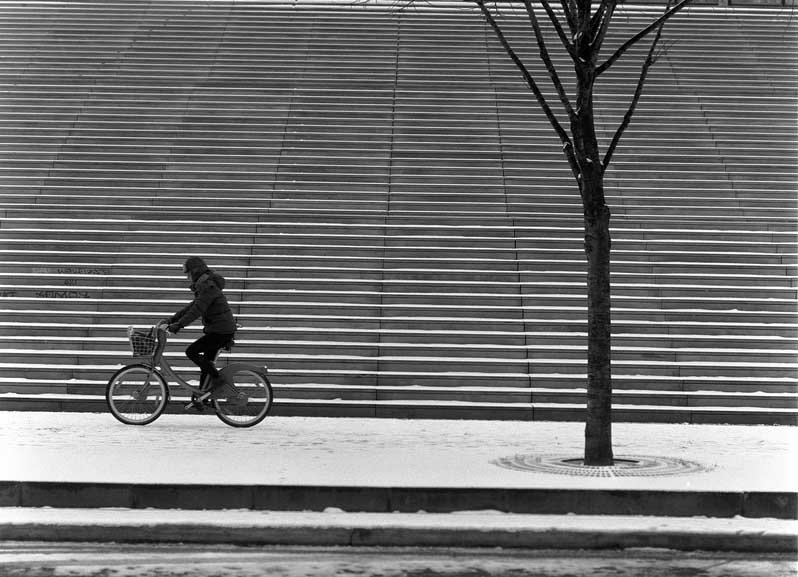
left=596, top=0, right=694, bottom=76
left=522, top=0, right=575, bottom=118
left=558, top=0, right=577, bottom=34
left=536, top=0, right=575, bottom=58
left=576, top=0, right=591, bottom=22
left=602, top=8, right=668, bottom=170
left=590, top=0, right=616, bottom=54
left=475, top=0, right=576, bottom=174
left=590, top=0, right=609, bottom=36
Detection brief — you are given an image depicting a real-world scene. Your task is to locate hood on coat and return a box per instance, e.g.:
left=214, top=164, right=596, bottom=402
left=192, top=270, right=226, bottom=292
left=183, top=256, right=210, bottom=282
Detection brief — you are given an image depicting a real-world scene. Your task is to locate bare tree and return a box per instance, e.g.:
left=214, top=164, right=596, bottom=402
left=471, top=0, right=694, bottom=465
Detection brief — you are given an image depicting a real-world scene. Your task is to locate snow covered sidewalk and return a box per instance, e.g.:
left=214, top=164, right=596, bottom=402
left=0, top=412, right=796, bottom=550
left=1, top=412, right=795, bottom=492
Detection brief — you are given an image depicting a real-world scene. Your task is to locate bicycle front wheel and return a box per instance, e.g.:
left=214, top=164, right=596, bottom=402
left=213, top=366, right=273, bottom=428
left=106, top=364, right=168, bottom=425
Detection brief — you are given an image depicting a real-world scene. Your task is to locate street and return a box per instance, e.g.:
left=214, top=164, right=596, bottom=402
left=1, top=542, right=795, bottom=577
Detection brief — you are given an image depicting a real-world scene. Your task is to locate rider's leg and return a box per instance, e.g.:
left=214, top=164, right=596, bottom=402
left=186, top=332, right=234, bottom=390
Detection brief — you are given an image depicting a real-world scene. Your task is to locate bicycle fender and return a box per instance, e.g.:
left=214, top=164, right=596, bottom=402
left=219, top=363, right=268, bottom=379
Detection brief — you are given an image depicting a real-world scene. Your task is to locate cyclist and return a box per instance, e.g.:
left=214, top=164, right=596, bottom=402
left=165, top=256, right=237, bottom=394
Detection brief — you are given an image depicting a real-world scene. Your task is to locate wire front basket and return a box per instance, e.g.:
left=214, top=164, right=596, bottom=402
left=128, top=327, right=157, bottom=358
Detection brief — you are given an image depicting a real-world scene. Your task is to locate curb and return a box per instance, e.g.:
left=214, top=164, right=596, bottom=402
left=5, top=524, right=795, bottom=552
left=2, top=510, right=797, bottom=552
left=2, top=482, right=796, bottom=520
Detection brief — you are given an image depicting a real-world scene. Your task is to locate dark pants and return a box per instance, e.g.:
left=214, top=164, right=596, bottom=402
left=185, top=332, right=234, bottom=388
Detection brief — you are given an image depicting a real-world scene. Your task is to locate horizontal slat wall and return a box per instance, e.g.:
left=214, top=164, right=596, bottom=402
left=0, top=0, right=795, bottom=423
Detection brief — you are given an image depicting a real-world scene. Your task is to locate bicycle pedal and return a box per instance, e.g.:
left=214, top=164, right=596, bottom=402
left=184, top=399, right=205, bottom=412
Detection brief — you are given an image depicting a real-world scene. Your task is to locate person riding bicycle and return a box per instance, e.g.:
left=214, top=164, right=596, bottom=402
left=165, top=256, right=236, bottom=393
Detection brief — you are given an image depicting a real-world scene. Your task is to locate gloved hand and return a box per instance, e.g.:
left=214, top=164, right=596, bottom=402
left=167, top=323, right=181, bottom=334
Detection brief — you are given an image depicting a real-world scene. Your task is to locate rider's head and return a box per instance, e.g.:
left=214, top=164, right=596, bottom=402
left=183, top=256, right=209, bottom=283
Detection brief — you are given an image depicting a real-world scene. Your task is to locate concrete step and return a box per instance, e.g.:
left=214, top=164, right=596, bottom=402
left=0, top=193, right=794, bottom=219
left=2, top=214, right=796, bottom=240
left=1, top=285, right=796, bottom=314
left=2, top=313, right=793, bottom=337
left=3, top=289, right=796, bottom=321
left=3, top=355, right=797, bottom=392
left=5, top=360, right=796, bottom=394
left=5, top=364, right=797, bottom=395
left=0, top=257, right=794, bottom=285
left=4, top=334, right=796, bottom=366
left=1, top=260, right=796, bottom=288
left=3, top=323, right=795, bottom=351
left=1, top=199, right=794, bottom=226
left=5, top=374, right=794, bottom=410
left=2, top=271, right=796, bottom=301
left=0, top=236, right=794, bottom=266
left=2, top=267, right=796, bottom=289
left=5, top=321, right=797, bottom=352
left=1, top=347, right=795, bottom=381
left=279, top=386, right=798, bottom=410
left=2, top=392, right=796, bottom=425
left=1, top=203, right=793, bottom=231
left=2, top=227, right=795, bottom=255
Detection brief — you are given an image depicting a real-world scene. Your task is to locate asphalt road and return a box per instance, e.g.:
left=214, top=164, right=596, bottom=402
left=1, top=542, right=796, bottom=577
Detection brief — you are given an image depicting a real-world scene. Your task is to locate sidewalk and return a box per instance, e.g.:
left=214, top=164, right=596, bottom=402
left=1, top=412, right=797, bottom=551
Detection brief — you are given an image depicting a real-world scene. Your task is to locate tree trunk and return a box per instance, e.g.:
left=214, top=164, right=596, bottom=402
left=571, top=53, right=614, bottom=466
left=583, top=198, right=613, bottom=466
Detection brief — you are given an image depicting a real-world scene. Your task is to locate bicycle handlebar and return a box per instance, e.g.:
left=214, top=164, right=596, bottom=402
left=154, top=321, right=172, bottom=335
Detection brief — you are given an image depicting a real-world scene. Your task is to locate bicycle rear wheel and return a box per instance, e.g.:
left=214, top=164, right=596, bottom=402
left=212, top=366, right=273, bottom=428
left=106, top=364, right=168, bottom=425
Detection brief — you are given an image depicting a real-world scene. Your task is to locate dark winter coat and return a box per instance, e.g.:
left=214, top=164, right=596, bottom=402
left=169, top=270, right=236, bottom=335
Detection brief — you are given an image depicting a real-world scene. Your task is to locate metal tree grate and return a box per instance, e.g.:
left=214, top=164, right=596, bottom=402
left=493, top=454, right=711, bottom=478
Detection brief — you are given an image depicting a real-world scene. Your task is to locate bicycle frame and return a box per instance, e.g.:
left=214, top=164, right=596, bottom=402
left=139, top=325, right=225, bottom=399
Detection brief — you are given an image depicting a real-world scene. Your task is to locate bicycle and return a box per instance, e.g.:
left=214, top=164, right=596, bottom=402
left=106, top=322, right=273, bottom=427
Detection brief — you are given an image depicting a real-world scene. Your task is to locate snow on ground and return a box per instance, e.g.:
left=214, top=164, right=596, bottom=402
left=1, top=412, right=796, bottom=492
left=4, top=507, right=797, bottom=535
